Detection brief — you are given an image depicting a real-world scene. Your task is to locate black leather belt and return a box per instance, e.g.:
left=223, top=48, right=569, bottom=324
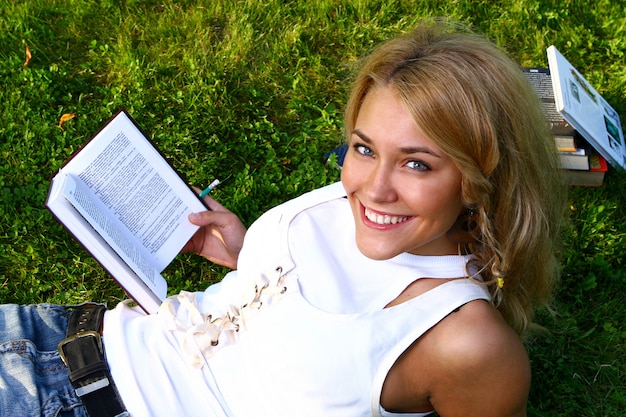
left=58, top=304, right=129, bottom=417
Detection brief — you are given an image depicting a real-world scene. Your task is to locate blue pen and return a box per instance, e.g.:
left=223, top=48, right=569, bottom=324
left=199, top=179, right=220, bottom=198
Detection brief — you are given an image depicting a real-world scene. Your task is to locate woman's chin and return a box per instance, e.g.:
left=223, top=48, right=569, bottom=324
left=355, top=240, right=401, bottom=261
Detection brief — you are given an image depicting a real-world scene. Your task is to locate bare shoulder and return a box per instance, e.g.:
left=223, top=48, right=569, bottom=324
left=421, top=300, right=530, bottom=416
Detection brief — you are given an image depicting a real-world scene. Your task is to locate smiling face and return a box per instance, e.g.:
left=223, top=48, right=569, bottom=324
left=341, top=86, right=465, bottom=259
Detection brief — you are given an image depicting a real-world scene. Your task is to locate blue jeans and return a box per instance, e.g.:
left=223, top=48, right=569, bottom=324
left=0, top=303, right=89, bottom=417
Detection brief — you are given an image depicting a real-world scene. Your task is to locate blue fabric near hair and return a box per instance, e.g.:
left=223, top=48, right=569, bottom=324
left=0, top=303, right=88, bottom=417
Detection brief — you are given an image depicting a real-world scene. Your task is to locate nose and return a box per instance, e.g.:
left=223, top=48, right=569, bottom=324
left=364, top=162, right=398, bottom=203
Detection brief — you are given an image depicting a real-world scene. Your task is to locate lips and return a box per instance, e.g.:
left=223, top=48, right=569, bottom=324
left=364, top=207, right=411, bottom=225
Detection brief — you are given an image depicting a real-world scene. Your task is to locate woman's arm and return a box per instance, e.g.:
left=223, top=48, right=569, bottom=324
left=427, top=301, right=530, bottom=416
left=383, top=299, right=530, bottom=417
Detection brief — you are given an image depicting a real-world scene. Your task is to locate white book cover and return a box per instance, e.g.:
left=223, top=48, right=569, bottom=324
left=547, top=45, right=626, bottom=169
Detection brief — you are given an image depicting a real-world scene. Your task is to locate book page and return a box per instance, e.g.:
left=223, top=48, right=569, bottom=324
left=59, top=111, right=206, bottom=271
left=62, top=173, right=166, bottom=294
left=75, top=130, right=189, bottom=270
left=523, top=68, right=575, bottom=136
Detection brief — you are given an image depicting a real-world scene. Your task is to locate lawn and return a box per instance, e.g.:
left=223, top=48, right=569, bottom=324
left=1, top=0, right=625, bottom=415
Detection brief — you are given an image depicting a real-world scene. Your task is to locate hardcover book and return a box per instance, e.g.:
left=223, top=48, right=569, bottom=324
left=547, top=45, right=626, bottom=170
left=46, top=110, right=208, bottom=313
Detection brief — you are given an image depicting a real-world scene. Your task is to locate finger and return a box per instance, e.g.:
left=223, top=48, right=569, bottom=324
left=201, top=195, right=229, bottom=212
left=188, top=211, right=213, bottom=226
left=179, top=233, right=201, bottom=254
left=188, top=210, right=232, bottom=227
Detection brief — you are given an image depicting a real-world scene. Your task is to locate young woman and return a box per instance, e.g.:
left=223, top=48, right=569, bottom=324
left=0, top=19, right=565, bottom=417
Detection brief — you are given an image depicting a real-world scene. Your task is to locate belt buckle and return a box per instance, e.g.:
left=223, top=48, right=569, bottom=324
left=57, top=330, right=103, bottom=366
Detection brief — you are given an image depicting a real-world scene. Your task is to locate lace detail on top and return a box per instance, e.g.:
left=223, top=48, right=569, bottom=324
left=159, top=266, right=288, bottom=368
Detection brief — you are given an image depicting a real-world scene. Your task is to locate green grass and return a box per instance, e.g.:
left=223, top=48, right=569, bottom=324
left=1, top=1, right=625, bottom=415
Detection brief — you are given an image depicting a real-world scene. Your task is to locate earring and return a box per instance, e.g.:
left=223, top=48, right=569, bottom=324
left=447, top=207, right=479, bottom=244
left=459, top=208, right=478, bottom=233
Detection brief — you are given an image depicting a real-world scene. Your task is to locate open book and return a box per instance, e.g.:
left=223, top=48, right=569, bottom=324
left=547, top=45, right=626, bottom=170
left=522, top=67, right=578, bottom=152
left=46, top=110, right=208, bottom=313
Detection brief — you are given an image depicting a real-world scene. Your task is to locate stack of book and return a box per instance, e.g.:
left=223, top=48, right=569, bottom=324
left=524, top=46, right=625, bottom=187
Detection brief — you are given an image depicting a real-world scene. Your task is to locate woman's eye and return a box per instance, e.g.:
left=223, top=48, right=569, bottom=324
left=354, top=144, right=375, bottom=157
left=406, top=160, right=429, bottom=171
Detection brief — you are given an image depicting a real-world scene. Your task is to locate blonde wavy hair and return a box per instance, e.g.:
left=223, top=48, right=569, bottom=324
left=344, top=19, right=566, bottom=335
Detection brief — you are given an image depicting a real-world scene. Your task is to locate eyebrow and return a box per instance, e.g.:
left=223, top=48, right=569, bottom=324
left=351, top=129, right=442, bottom=158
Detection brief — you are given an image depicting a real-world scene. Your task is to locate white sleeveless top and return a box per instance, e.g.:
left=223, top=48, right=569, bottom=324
left=103, top=182, right=490, bottom=417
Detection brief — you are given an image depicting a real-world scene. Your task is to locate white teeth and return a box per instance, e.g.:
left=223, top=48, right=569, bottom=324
left=365, top=208, right=409, bottom=225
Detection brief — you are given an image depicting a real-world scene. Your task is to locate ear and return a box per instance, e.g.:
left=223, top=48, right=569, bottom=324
left=447, top=208, right=479, bottom=244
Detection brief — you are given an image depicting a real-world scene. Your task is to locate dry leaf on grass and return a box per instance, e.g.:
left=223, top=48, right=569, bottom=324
left=24, top=41, right=32, bottom=67
left=59, top=113, right=76, bottom=130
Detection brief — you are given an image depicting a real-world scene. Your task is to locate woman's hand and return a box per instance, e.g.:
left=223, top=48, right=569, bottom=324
left=181, top=193, right=247, bottom=269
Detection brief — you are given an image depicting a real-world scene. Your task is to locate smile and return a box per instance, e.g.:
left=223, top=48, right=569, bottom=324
left=364, top=207, right=411, bottom=225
